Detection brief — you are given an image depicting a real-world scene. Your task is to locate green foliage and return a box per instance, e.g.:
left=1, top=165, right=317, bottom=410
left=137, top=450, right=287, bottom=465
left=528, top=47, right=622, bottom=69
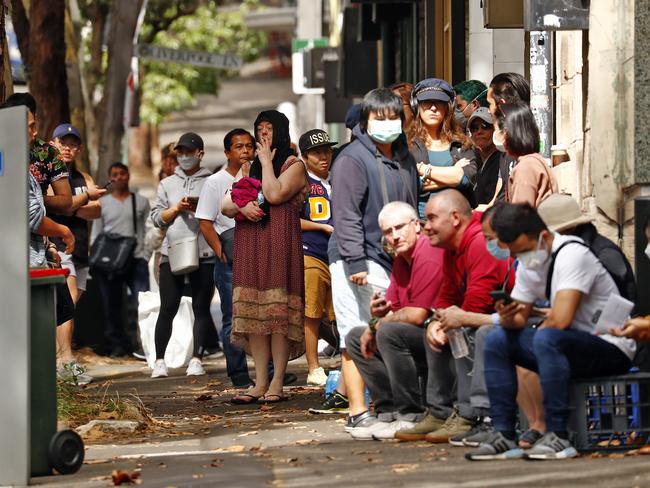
left=140, top=1, right=266, bottom=125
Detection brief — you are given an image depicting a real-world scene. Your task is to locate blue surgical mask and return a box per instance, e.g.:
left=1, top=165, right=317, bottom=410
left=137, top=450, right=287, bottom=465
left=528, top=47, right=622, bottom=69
left=367, top=119, right=402, bottom=144
left=486, top=238, right=510, bottom=261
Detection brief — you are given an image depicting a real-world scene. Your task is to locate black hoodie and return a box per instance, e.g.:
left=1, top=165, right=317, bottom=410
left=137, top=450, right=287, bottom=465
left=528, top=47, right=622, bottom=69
left=329, top=124, right=418, bottom=275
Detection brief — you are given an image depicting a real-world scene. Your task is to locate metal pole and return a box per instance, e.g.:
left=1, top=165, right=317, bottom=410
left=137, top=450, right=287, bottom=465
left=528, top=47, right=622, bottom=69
left=529, top=30, right=553, bottom=159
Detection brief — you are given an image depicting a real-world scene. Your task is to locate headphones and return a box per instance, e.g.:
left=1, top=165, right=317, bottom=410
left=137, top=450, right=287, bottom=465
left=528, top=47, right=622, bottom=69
left=410, top=81, right=457, bottom=116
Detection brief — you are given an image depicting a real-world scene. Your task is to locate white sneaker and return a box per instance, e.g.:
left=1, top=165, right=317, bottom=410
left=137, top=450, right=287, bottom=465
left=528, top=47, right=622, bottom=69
left=307, top=367, right=328, bottom=386
left=186, top=358, right=206, bottom=376
left=372, top=420, right=416, bottom=440
left=151, top=359, right=168, bottom=378
left=349, top=419, right=392, bottom=440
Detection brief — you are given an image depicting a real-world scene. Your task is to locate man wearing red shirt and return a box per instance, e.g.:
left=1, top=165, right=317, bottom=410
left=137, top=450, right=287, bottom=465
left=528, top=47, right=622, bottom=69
left=399, top=189, right=513, bottom=444
left=345, top=201, right=445, bottom=440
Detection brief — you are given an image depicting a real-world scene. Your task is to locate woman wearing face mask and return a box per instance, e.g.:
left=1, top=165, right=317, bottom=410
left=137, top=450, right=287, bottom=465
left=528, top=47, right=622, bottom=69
left=222, top=110, right=309, bottom=404
left=407, top=78, right=479, bottom=217
left=150, top=132, right=217, bottom=378
left=495, top=102, right=558, bottom=207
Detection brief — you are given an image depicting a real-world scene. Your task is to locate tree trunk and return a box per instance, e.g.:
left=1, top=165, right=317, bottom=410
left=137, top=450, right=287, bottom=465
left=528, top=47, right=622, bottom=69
left=96, top=0, right=144, bottom=180
left=10, top=0, right=29, bottom=72
left=28, top=0, right=69, bottom=140
left=0, top=2, right=13, bottom=103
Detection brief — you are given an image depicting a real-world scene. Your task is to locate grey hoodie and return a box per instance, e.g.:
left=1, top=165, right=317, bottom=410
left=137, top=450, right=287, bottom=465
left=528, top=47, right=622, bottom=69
left=151, top=166, right=214, bottom=260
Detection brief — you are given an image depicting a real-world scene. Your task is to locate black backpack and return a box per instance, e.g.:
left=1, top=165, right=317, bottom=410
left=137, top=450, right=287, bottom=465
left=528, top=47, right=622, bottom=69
left=545, top=238, right=637, bottom=305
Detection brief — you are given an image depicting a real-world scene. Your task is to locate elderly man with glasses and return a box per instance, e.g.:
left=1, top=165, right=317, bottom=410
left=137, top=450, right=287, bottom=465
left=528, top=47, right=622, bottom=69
left=344, top=201, right=444, bottom=440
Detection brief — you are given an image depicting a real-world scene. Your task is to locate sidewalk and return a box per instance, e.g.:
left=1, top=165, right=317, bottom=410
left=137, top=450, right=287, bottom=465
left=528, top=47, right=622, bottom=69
left=32, top=355, right=650, bottom=487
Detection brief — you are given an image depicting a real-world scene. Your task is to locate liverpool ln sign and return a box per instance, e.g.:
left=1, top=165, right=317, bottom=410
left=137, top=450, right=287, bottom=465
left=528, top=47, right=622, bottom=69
left=134, top=44, right=243, bottom=70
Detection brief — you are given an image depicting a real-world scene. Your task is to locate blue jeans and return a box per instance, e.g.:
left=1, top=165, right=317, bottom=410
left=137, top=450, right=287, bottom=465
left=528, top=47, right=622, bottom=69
left=214, top=260, right=249, bottom=378
left=484, top=326, right=631, bottom=435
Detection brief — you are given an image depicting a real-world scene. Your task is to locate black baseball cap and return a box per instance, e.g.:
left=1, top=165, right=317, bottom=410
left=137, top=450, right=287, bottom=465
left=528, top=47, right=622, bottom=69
left=52, top=123, right=82, bottom=141
left=413, top=78, right=455, bottom=104
left=175, top=132, right=204, bottom=151
left=299, top=129, right=337, bottom=154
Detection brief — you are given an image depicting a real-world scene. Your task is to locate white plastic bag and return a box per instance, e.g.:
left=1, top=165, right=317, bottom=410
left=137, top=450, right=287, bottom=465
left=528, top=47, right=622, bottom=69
left=138, top=291, right=194, bottom=369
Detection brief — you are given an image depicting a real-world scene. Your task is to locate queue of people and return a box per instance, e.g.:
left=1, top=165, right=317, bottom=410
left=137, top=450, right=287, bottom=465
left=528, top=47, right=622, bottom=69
left=10, top=69, right=650, bottom=464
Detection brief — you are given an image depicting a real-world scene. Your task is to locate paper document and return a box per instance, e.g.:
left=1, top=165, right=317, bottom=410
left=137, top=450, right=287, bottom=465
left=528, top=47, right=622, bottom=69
left=595, top=294, right=635, bottom=333
left=366, top=274, right=391, bottom=294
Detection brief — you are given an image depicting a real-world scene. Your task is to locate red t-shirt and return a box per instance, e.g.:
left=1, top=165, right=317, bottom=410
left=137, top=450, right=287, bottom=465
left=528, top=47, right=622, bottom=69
left=385, top=235, right=445, bottom=312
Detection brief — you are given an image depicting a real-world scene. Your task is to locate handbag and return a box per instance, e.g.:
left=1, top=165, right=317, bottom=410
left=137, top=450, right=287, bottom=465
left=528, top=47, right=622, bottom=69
left=219, top=227, right=235, bottom=266
left=168, top=235, right=199, bottom=275
left=89, top=194, right=137, bottom=275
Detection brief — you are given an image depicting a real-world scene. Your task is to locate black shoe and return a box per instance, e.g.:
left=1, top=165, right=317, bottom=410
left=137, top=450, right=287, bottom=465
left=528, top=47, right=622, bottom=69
left=231, top=373, right=254, bottom=388
left=308, top=391, right=349, bottom=414
left=283, top=372, right=298, bottom=386
left=131, top=348, right=147, bottom=361
left=110, top=346, right=129, bottom=358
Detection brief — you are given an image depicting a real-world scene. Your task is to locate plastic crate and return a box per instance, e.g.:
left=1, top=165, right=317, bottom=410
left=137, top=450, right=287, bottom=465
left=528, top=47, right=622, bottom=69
left=568, top=372, right=650, bottom=451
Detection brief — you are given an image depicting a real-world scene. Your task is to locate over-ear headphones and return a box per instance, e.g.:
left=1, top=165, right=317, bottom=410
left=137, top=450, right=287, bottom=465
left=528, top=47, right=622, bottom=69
left=410, top=79, right=457, bottom=116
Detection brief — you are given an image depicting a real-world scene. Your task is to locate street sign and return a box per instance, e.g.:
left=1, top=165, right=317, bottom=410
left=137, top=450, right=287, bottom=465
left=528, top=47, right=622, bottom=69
left=134, top=43, right=242, bottom=70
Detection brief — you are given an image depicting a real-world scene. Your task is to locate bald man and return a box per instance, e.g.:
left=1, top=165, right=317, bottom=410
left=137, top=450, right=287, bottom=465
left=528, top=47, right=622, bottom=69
left=396, top=189, right=514, bottom=445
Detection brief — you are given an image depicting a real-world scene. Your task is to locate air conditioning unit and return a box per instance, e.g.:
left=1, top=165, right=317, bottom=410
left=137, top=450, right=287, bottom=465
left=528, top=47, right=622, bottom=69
left=483, top=0, right=524, bottom=29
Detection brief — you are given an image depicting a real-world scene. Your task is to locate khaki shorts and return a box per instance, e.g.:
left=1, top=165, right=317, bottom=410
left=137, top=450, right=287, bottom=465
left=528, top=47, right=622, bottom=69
left=304, top=255, right=335, bottom=321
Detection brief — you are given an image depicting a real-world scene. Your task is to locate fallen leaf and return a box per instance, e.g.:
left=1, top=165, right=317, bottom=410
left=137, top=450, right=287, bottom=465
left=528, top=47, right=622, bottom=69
left=640, top=446, right=650, bottom=455
left=195, top=394, right=213, bottom=402
left=391, top=463, right=419, bottom=474
left=84, top=459, right=110, bottom=465
left=260, top=405, right=274, bottom=412
left=111, top=470, right=141, bottom=485
left=238, top=431, right=259, bottom=437
left=590, top=452, right=605, bottom=458
left=626, top=449, right=640, bottom=457
left=249, top=445, right=263, bottom=452
left=608, top=453, right=625, bottom=459
left=598, top=439, right=621, bottom=447
left=192, top=473, right=204, bottom=479
left=89, top=475, right=111, bottom=481
left=353, top=449, right=381, bottom=455
left=214, top=445, right=246, bottom=453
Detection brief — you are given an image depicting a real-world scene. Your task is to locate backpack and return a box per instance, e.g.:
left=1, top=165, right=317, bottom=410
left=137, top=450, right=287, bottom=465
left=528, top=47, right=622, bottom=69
left=545, top=239, right=637, bottom=305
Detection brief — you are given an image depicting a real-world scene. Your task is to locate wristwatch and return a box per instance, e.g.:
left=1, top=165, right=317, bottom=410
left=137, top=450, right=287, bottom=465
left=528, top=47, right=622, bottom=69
left=368, top=317, right=380, bottom=335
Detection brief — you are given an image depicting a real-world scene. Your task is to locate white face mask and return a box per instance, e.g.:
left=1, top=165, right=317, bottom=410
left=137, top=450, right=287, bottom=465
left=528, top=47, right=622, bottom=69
left=367, top=119, right=403, bottom=144
left=645, top=243, right=650, bottom=260
left=177, top=154, right=200, bottom=171
left=516, top=234, right=549, bottom=271
left=493, top=129, right=506, bottom=152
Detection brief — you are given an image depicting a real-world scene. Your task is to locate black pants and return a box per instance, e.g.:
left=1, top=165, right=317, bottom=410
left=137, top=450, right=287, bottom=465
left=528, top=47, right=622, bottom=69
left=94, top=258, right=150, bottom=353
left=155, top=261, right=215, bottom=359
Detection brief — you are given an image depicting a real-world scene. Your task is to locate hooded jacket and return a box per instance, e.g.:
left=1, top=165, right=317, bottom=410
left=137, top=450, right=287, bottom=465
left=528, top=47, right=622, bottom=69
left=330, top=124, right=419, bottom=274
left=434, top=212, right=514, bottom=313
left=151, top=166, right=214, bottom=259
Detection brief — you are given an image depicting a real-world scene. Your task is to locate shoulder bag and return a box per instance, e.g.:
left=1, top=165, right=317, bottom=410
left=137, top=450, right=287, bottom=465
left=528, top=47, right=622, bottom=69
left=90, top=194, right=137, bottom=276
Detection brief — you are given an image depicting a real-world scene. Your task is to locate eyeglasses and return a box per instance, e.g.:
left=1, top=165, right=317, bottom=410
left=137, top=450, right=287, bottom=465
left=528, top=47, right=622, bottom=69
left=468, top=122, right=492, bottom=134
left=382, top=219, right=415, bottom=237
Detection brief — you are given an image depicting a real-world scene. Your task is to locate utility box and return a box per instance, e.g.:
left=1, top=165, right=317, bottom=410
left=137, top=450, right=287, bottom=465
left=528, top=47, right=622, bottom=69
left=483, top=0, right=524, bottom=28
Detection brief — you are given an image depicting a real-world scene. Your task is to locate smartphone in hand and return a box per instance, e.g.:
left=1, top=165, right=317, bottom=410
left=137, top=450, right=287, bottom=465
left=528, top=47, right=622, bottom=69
left=102, top=180, right=113, bottom=190
left=489, top=290, right=513, bottom=305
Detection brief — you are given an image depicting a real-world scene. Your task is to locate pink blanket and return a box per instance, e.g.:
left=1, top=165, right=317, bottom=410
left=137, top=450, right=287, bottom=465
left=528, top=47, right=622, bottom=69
left=231, top=177, right=262, bottom=221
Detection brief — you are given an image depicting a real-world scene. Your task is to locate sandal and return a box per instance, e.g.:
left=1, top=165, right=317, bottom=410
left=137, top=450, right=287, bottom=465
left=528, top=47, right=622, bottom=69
left=258, top=394, right=288, bottom=404
left=231, top=393, right=261, bottom=405
left=519, top=428, right=543, bottom=448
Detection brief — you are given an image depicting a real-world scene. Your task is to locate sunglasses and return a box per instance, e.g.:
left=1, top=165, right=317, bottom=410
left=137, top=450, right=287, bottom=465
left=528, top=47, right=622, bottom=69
left=468, top=122, right=492, bottom=133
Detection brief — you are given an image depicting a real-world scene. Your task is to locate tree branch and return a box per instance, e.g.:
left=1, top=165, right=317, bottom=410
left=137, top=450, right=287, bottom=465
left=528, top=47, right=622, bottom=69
left=10, top=0, right=30, bottom=71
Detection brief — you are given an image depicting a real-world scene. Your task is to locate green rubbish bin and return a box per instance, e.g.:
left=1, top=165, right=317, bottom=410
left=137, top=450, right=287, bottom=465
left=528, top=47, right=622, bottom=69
left=30, top=268, right=84, bottom=477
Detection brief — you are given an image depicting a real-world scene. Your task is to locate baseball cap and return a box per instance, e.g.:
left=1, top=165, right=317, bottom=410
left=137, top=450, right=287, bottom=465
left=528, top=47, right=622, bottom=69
left=537, top=194, right=594, bottom=233
left=299, top=129, right=337, bottom=154
left=53, top=123, right=81, bottom=141
left=413, top=78, right=455, bottom=104
left=467, top=107, right=493, bottom=127
left=175, top=132, right=204, bottom=151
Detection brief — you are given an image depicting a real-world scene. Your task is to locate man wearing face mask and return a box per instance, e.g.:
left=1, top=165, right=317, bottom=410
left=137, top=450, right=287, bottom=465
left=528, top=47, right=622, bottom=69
left=466, top=203, right=636, bottom=461
left=328, top=87, right=419, bottom=435
left=453, top=80, right=488, bottom=131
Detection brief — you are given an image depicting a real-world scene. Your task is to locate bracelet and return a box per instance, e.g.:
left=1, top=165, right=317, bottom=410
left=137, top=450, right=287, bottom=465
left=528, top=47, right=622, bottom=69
left=368, top=317, right=380, bottom=335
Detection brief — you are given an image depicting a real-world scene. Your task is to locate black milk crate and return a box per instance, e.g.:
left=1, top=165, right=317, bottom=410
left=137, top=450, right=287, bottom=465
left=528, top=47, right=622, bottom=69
left=568, top=372, right=650, bottom=451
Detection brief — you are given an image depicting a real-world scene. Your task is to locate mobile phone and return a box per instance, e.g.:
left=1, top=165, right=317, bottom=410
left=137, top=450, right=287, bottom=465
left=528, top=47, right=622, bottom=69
left=489, top=290, right=513, bottom=305
left=186, top=196, right=199, bottom=205
left=102, top=181, right=113, bottom=189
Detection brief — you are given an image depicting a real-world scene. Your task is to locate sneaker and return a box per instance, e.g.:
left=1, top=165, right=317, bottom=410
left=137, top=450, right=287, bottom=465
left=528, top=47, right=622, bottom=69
left=151, top=359, right=168, bottom=378
left=186, top=358, right=206, bottom=376
left=345, top=410, right=385, bottom=440
left=347, top=412, right=389, bottom=440
left=465, top=432, right=524, bottom=461
left=307, top=367, right=328, bottom=386
left=203, top=346, right=224, bottom=360
left=372, top=419, right=416, bottom=440
left=424, top=410, right=474, bottom=443
left=395, top=413, right=447, bottom=441
left=523, top=432, right=578, bottom=460
left=131, top=348, right=147, bottom=361
left=453, top=419, right=495, bottom=447
left=308, top=391, right=349, bottom=414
